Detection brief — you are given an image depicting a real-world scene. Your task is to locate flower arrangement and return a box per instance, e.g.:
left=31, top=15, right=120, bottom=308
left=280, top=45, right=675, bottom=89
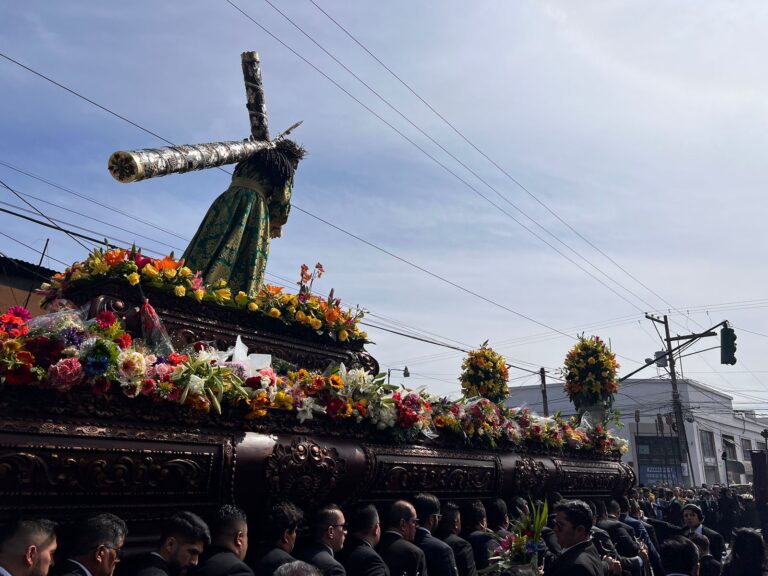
left=0, top=306, right=628, bottom=455
left=485, top=500, right=548, bottom=573
left=563, top=335, right=620, bottom=415
left=459, top=345, right=510, bottom=404
left=37, top=248, right=367, bottom=342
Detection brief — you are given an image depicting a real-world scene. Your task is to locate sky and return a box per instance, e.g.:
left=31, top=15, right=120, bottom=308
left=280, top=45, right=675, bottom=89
left=1, top=1, right=767, bottom=418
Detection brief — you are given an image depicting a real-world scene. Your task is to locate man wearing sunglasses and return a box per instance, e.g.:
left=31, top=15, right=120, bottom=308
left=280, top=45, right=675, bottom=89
left=377, top=501, right=427, bottom=576
left=547, top=500, right=603, bottom=576
left=296, top=505, right=346, bottom=576
left=55, top=514, right=127, bottom=576
left=413, top=494, right=457, bottom=576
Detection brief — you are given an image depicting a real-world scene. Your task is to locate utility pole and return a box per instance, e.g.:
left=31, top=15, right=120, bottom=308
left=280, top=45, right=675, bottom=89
left=539, top=367, right=549, bottom=416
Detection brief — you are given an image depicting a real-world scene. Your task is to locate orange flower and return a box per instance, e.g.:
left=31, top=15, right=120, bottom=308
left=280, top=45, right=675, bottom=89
left=15, top=350, right=35, bottom=365
left=265, top=284, right=284, bottom=296
left=324, top=306, right=341, bottom=324
left=153, top=255, right=181, bottom=271
left=104, top=249, right=127, bottom=266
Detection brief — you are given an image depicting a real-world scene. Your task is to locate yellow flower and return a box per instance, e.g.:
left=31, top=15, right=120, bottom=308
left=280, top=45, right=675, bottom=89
left=268, top=308, right=281, bottom=318
left=91, top=259, right=109, bottom=275
left=142, top=264, right=160, bottom=279
left=174, top=285, right=186, bottom=297
left=179, top=266, right=193, bottom=278
left=273, top=390, right=294, bottom=410
left=214, top=288, right=231, bottom=301
left=295, top=311, right=307, bottom=322
left=235, top=291, right=248, bottom=306
left=329, top=374, right=344, bottom=390
left=359, top=331, right=368, bottom=340
left=163, top=268, right=177, bottom=279
left=3, top=340, right=21, bottom=353
left=193, top=289, right=205, bottom=302
left=338, top=329, right=349, bottom=342
left=70, top=270, right=84, bottom=282
left=247, top=302, right=258, bottom=312
left=127, top=272, right=141, bottom=286
left=310, top=318, right=322, bottom=330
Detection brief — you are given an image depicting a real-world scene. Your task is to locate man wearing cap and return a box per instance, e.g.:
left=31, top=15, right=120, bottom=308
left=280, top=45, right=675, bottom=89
left=681, top=503, right=724, bottom=562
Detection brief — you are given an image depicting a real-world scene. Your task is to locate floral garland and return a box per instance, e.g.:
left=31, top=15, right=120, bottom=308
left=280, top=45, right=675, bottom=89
left=459, top=345, right=510, bottom=404
left=0, top=306, right=628, bottom=455
left=37, top=249, right=367, bottom=343
left=563, top=335, right=620, bottom=411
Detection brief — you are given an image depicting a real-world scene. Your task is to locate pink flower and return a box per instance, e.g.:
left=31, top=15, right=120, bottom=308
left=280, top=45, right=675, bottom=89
left=133, top=252, right=152, bottom=269
left=47, top=358, right=84, bottom=392
left=257, top=367, right=277, bottom=388
left=190, top=272, right=204, bottom=291
left=7, top=306, right=31, bottom=323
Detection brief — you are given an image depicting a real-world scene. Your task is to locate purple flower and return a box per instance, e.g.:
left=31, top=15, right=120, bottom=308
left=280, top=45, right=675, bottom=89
left=7, top=306, right=32, bottom=323
left=61, top=327, right=85, bottom=347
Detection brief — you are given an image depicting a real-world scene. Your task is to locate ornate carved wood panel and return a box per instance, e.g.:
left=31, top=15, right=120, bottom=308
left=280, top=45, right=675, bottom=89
left=0, top=418, right=233, bottom=521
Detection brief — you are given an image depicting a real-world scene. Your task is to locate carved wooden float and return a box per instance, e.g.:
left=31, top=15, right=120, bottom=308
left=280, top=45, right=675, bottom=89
left=0, top=285, right=634, bottom=543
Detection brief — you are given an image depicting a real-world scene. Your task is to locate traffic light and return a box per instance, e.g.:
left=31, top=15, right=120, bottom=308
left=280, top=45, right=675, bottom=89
left=720, top=326, right=737, bottom=365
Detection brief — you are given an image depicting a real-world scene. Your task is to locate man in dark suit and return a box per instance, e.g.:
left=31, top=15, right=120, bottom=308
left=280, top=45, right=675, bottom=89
left=485, top=499, right=510, bottom=538
left=435, top=503, right=477, bottom=576
left=0, top=517, right=58, bottom=576
left=412, top=494, right=458, bottom=576
left=688, top=533, right=721, bottom=576
left=681, top=503, right=725, bottom=562
left=659, top=536, right=699, bottom=576
left=55, top=514, right=127, bottom=576
left=463, top=501, right=495, bottom=571
left=254, top=502, right=303, bottom=576
left=376, top=500, right=427, bottom=576
left=296, top=505, right=346, bottom=576
left=190, top=506, right=251, bottom=576
left=545, top=500, right=604, bottom=576
left=118, top=512, right=210, bottom=576
left=337, top=504, right=388, bottom=576
left=596, top=502, right=641, bottom=559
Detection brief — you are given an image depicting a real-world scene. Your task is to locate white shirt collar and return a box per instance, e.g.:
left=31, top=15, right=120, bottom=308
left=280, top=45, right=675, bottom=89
left=0, top=565, right=14, bottom=576
left=69, top=560, right=94, bottom=576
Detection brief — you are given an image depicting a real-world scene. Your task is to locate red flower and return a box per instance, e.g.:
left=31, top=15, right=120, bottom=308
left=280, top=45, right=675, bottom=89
left=397, top=408, right=419, bottom=428
left=355, top=402, right=367, bottom=417
left=133, top=252, right=152, bottom=269
left=7, top=306, right=31, bottom=323
left=91, top=377, right=111, bottom=395
left=244, top=376, right=261, bottom=389
left=141, top=378, right=157, bottom=396
left=96, top=311, right=117, bottom=329
left=23, top=336, right=64, bottom=369
left=326, top=397, right=345, bottom=418
left=5, top=364, right=35, bottom=385
left=167, top=352, right=188, bottom=366
left=114, top=333, right=132, bottom=350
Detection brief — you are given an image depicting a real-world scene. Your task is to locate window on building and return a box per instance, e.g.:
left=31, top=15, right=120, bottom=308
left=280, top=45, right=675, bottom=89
left=722, top=434, right=741, bottom=484
left=700, top=430, right=720, bottom=485
left=741, top=438, right=754, bottom=482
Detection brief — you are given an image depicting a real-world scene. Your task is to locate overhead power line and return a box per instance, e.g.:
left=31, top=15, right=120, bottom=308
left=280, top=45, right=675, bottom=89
left=0, top=50, right=576, bottom=342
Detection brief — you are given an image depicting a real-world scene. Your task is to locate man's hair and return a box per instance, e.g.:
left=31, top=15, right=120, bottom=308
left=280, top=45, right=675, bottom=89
left=463, top=500, right=487, bottom=529
left=159, top=512, right=211, bottom=546
left=486, top=498, right=508, bottom=530
left=682, top=503, right=704, bottom=522
left=273, top=561, right=321, bottom=576
left=436, top=502, right=460, bottom=539
left=594, top=500, right=608, bottom=519
left=617, top=496, right=630, bottom=513
left=385, top=501, right=415, bottom=530
left=311, top=504, right=342, bottom=541
left=510, top=497, right=528, bottom=519
left=688, top=532, right=710, bottom=553
left=607, top=499, right=621, bottom=516
left=209, top=505, right=247, bottom=542
left=660, top=536, right=699, bottom=575
left=412, top=493, right=441, bottom=524
left=546, top=492, right=564, bottom=508
left=554, top=500, right=594, bottom=532
left=0, top=518, right=57, bottom=553
left=69, top=514, right=127, bottom=556
left=266, top=502, right=303, bottom=544
left=347, top=504, right=379, bottom=537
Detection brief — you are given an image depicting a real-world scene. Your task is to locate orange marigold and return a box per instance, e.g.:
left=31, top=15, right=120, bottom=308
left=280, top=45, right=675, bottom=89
left=104, top=249, right=127, bottom=266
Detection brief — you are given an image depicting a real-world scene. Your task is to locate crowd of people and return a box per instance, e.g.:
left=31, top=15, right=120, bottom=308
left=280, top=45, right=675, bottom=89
left=0, top=487, right=765, bottom=576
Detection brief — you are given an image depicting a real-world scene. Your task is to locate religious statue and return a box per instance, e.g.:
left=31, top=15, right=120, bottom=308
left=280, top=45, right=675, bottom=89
left=107, top=52, right=304, bottom=295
